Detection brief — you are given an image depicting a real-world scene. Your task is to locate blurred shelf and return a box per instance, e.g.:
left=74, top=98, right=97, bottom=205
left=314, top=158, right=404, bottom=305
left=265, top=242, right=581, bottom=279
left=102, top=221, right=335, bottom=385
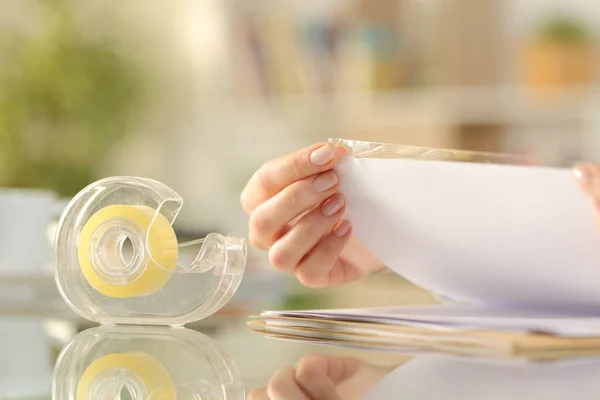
left=217, top=86, right=600, bottom=127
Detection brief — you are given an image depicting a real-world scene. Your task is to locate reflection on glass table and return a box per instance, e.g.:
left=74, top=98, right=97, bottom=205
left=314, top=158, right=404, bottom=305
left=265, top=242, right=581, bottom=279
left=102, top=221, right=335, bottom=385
left=54, top=325, right=244, bottom=399
left=250, top=349, right=600, bottom=400
left=365, top=353, right=600, bottom=399
left=3, top=315, right=600, bottom=399
left=0, top=318, right=53, bottom=399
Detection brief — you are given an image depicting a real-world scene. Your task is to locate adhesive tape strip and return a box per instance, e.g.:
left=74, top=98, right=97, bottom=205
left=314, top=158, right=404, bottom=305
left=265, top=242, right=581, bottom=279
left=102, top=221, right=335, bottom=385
left=78, top=205, right=178, bottom=298
left=76, top=352, right=176, bottom=399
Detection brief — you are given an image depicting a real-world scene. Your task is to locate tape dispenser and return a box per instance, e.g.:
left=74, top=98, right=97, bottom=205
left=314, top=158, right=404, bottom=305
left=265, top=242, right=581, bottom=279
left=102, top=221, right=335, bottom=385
left=54, top=176, right=247, bottom=326
left=53, top=325, right=244, bottom=399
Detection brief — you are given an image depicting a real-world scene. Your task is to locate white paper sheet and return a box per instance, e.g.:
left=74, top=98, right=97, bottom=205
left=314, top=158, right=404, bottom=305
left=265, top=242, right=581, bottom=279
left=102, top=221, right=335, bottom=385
left=335, top=156, right=600, bottom=310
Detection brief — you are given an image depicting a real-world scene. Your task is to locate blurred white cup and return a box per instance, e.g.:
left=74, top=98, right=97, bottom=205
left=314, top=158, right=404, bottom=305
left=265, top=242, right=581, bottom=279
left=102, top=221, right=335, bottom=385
left=0, top=188, right=68, bottom=275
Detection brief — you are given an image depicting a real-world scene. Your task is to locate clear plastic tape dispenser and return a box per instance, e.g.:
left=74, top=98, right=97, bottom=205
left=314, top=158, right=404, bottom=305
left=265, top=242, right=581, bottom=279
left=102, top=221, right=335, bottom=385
left=329, top=138, right=530, bottom=165
left=53, top=325, right=244, bottom=399
left=54, top=176, right=247, bottom=326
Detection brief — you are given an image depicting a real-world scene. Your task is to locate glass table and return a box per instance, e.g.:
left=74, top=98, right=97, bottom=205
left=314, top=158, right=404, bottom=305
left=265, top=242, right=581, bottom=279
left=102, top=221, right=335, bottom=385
left=3, top=274, right=600, bottom=399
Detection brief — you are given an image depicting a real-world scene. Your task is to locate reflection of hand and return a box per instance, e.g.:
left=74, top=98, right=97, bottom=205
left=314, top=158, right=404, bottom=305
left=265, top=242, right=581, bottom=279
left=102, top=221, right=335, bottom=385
left=240, top=143, right=384, bottom=288
left=248, top=353, right=391, bottom=400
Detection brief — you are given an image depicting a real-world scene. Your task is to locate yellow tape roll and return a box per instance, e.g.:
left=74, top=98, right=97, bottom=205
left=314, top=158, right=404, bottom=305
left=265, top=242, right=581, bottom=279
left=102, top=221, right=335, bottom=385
left=76, top=352, right=176, bottom=399
left=78, top=205, right=178, bottom=298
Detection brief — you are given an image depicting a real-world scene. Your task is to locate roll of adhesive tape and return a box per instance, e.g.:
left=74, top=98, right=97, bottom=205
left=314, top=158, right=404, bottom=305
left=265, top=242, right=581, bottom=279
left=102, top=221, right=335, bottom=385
left=78, top=205, right=178, bottom=298
left=76, top=352, right=176, bottom=399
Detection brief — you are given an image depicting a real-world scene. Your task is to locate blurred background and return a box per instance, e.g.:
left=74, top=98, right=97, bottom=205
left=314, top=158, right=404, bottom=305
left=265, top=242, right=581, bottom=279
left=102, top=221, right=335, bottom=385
left=3, top=0, right=600, bottom=239
left=3, top=0, right=600, bottom=395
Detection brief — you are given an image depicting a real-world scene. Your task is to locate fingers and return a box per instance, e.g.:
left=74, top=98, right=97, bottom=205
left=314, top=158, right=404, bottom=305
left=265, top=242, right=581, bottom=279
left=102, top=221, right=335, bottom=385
left=574, top=163, right=600, bottom=234
left=247, top=387, right=269, bottom=400
left=296, top=220, right=353, bottom=288
left=267, top=368, right=310, bottom=400
left=265, top=356, right=345, bottom=400
left=241, top=143, right=344, bottom=214
left=296, top=221, right=353, bottom=287
left=240, top=142, right=354, bottom=289
left=249, top=171, right=340, bottom=250
left=268, top=194, right=347, bottom=273
left=295, top=354, right=344, bottom=400
left=574, top=163, right=600, bottom=200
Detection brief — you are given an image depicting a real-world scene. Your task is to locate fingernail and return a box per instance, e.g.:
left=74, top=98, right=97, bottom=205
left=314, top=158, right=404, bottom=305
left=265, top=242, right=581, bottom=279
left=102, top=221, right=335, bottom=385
left=334, top=145, right=349, bottom=157
left=310, top=144, right=334, bottom=166
left=321, top=195, right=345, bottom=216
left=333, top=220, right=351, bottom=238
left=312, top=171, right=338, bottom=192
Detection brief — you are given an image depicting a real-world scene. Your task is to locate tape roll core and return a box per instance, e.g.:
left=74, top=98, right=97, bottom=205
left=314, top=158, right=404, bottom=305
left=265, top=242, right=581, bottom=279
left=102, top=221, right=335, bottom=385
left=78, top=205, right=178, bottom=298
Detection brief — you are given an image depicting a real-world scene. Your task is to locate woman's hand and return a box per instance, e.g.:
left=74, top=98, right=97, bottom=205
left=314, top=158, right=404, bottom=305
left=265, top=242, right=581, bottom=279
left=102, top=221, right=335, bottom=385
left=248, top=354, right=392, bottom=400
left=574, top=162, right=600, bottom=229
left=240, top=142, right=384, bottom=288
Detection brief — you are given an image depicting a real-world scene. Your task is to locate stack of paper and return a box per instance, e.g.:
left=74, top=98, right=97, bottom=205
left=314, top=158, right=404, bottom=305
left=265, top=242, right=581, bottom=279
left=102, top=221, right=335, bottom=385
left=249, top=140, right=600, bottom=359
left=248, top=305, right=600, bottom=359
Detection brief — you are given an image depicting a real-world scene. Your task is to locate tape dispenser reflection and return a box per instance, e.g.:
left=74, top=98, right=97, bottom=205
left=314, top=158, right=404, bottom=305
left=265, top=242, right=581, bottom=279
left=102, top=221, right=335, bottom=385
left=54, top=176, right=247, bottom=325
left=53, top=325, right=244, bottom=399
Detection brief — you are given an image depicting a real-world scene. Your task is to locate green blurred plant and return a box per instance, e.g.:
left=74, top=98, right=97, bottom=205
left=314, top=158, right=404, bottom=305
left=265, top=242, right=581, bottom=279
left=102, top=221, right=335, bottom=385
left=535, top=14, right=592, bottom=43
left=0, top=0, right=145, bottom=196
